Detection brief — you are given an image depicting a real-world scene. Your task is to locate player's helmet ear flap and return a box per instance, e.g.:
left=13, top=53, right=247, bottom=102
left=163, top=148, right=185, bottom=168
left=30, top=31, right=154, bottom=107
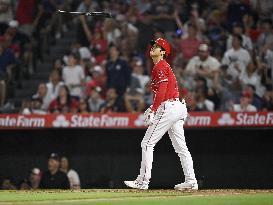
left=150, top=38, right=171, bottom=56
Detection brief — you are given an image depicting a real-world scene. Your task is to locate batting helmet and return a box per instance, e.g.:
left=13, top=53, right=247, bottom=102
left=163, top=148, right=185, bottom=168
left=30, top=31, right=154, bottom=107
left=150, top=38, right=171, bottom=56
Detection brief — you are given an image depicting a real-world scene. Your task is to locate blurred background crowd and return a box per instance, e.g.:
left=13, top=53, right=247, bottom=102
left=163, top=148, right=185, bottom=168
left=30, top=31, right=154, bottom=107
left=0, top=0, right=273, bottom=114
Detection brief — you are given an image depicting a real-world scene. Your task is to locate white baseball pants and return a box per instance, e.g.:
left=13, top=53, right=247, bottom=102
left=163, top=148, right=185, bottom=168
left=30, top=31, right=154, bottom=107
left=137, top=100, right=197, bottom=184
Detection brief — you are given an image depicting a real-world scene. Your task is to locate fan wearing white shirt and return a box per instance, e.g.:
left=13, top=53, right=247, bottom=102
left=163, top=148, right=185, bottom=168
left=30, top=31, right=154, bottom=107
left=46, top=70, right=64, bottom=103
left=233, top=91, right=257, bottom=112
left=62, top=53, right=85, bottom=98
left=222, top=34, right=251, bottom=80
left=226, top=22, right=253, bottom=51
left=239, top=60, right=265, bottom=98
left=60, top=156, right=81, bottom=189
left=185, top=44, right=220, bottom=88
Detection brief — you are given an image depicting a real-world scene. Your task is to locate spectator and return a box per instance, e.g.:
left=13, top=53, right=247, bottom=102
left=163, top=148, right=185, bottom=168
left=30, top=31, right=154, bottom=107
left=226, top=0, right=250, bottom=30
left=29, top=168, right=41, bottom=189
left=100, top=88, right=125, bottom=113
left=1, top=177, right=17, bottom=190
left=19, top=98, right=31, bottom=114
left=39, top=153, right=70, bottom=189
left=16, top=0, right=35, bottom=36
left=30, top=96, right=47, bottom=114
left=48, top=85, right=79, bottom=114
left=124, top=62, right=146, bottom=112
left=195, top=86, right=215, bottom=112
left=85, top=65, right=107, bottom=97
left=89, top=27, right=108, bottom=65
left=60, top=156, right=81, bottom=189
left=0, top=0, right=13, bottom=24
left=179, top=24, right=202, bottom=62
left=78, top=97, right=89, bottom=114
left=250, top=0, right=273, bottom=20
left=244, top=84, right=263, bottom=110
left=226, top=22, right=253, bottom=51
left=135, top=11, right=155, bottom=55
left=257, top=19, right=273, bottom=54
left=185, top=44, right=220, bottom=89
left=46, top=70, right=64, bottom=103
left=184, top=90, right=202, bottom=112
left=102, top=19, right=121, bottom=46
left=87, top=86, right=105, bottom=112
left=116, top=14, right=139, bottom=52
left=150, top=0, right=176, bottom=35
left=239, top=60, right=265, bottom=98
left=79, top=16, right=108, bottom=64
left=232, top=91, right=257, bottom=112
left=105, top=45, right=131, bottom=96
left=222, top=34, right=251, bottom=81
left=262, top=85, right=273, bottom=111
left=0, top=36, right=16, bottom=107
left=76, top=0, right=100, bottom=45
left=32, top=83, right=51, bottom=110
left=62, top=52, right=85, bottom=98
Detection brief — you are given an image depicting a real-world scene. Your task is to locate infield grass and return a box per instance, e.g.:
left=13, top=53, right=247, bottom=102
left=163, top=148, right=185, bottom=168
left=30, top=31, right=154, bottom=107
left=0, top=189, right=272, bottom=205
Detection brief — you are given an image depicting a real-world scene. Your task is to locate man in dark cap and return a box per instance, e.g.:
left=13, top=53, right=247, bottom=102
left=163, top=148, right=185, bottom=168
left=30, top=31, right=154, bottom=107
left=39, top=153, right=70, bottom=189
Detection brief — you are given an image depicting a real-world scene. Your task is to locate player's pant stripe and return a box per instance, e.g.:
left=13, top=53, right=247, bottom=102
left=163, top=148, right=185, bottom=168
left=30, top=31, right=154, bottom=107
left=143, top=104, right=166, bottom=182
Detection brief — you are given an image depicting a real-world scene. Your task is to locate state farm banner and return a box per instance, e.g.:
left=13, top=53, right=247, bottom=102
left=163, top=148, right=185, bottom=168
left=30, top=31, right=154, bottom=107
left=0, top=112, right=273, bottom=129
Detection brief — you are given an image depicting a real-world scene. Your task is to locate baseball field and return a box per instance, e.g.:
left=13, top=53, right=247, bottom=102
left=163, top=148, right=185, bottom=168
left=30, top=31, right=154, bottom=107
left=0, top=189, right=272, bottom=205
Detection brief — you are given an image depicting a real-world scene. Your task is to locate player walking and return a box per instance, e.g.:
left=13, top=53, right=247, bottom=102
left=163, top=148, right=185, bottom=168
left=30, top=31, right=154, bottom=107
left=124, top=38, right=198, bottom=190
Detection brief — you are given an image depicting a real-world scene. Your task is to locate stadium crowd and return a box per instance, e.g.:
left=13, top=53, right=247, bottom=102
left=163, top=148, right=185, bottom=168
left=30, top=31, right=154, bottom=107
left=0, top=0, right=273, bottom=114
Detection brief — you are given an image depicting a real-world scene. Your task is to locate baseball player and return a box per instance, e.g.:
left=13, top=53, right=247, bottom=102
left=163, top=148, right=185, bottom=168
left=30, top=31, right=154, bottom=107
left=124, top=38, right=198, bottom=190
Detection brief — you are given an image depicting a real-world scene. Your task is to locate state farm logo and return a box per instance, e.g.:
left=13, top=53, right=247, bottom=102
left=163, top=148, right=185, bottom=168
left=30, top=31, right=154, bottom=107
left=52, top=115, right=70, bottom=127
left=134, top=114, right=146, bottom=127
left=218, top=113, right=235, bottom=125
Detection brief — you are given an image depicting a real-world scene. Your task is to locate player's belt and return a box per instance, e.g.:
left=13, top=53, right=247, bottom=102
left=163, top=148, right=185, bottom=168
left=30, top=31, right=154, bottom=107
left=167, top=98, right=186, bottom=104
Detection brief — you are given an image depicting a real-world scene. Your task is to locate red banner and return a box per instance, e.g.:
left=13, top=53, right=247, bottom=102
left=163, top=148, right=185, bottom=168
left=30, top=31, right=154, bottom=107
left=0, top=112, right=273, bottom=129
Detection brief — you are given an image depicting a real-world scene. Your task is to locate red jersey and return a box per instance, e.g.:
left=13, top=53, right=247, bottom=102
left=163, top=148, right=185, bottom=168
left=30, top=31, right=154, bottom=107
left=151, top=59, right=179, bottom=112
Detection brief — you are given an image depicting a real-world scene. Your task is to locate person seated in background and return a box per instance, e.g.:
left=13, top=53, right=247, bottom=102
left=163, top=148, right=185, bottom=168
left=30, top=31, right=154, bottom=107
left=21, top=96, right=47, bottom=115
left=105, top=45, right=131, bottom=97
left=0, top=177, right=17, bottom=190
left=18, top=167, right=42, bottom=190
left=222, top=34, right=251, bottom=81
left=232, top=91, right=257, bottom=112
left=262, top=85, right=273, bottom=111
left=60, top=156, right=81, bottom=189
left=226, top=22, right=253, bottom=52
left=39, top=153, right=70, bottom=189
left=62, top=52, right=85, bottom=99
left=48, top=85, right=79, bottom=114
left=85, top=65, right=107, bottom=98
left=78, top=98, right=89, bottom=114
left=195, top=86, right=215, bottom=112
left=124, top=63, right=145, bottom=112
left=28, top=168, right=41, bottom=189
left=87, top=86, right=105, bottom=112
left=32, top=83, right=51, bottom=110
left=0, top=36, right=16, bottom=107
left=100, top=88, right=125, bottom=113
left=46, top=70, right=64, bottom=103
left=185, top=44, right=220, bottom=89
left=183, top=90, right=202, bottom=112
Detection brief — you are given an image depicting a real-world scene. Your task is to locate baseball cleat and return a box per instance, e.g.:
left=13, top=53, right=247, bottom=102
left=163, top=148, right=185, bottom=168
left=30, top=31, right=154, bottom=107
left=174, top=182, right=198, bottom=190
left=124, top=180, right=148, bottom=190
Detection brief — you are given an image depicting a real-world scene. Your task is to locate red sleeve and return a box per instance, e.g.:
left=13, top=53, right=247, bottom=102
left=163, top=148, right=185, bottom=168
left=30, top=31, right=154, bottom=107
left=151, top=81, right=168, bottom=112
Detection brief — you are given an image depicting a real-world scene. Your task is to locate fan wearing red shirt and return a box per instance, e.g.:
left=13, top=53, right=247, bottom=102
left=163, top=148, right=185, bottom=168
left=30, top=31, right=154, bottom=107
left=124, top=38, right=198, bottom=191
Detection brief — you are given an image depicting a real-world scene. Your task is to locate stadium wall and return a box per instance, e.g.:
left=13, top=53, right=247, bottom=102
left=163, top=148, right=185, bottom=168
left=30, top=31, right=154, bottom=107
left=0, top=128, right=272, bottom=189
